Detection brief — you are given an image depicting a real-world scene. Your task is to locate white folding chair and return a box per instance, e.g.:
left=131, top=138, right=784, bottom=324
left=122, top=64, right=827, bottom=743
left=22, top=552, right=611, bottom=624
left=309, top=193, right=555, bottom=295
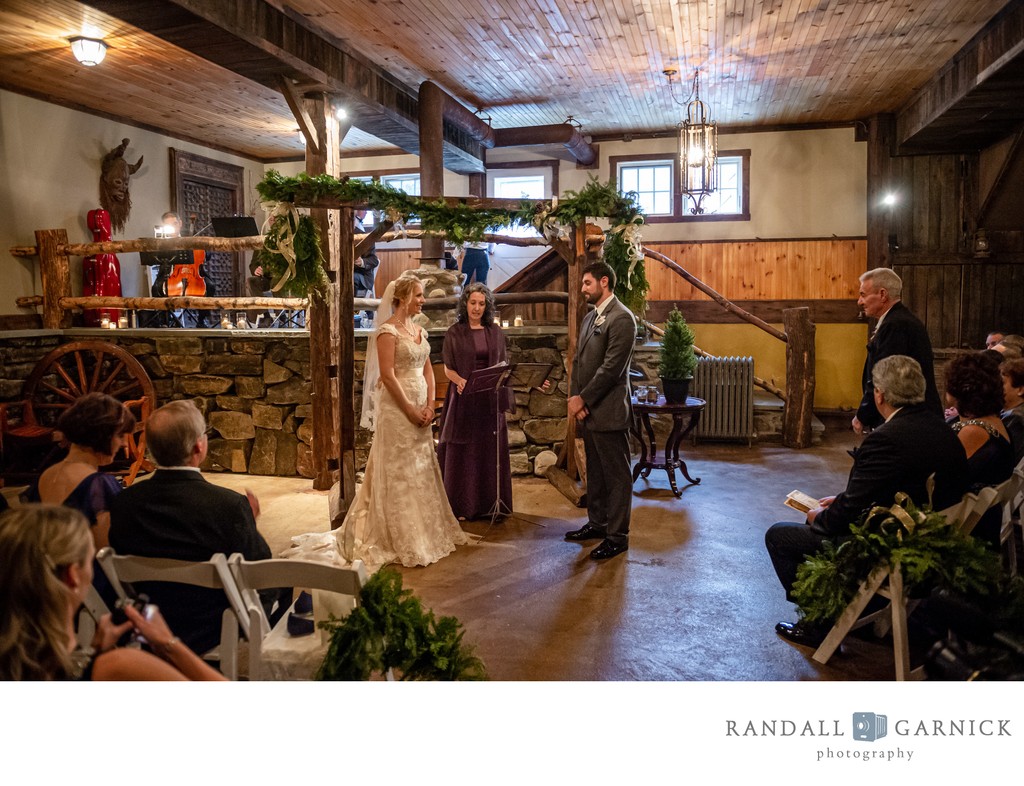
left=95, top=546, right=248, bottom=680
left=812, top=486, right=1001, bottom=681
left=997, top=468, right=1024, bottom=576
left=228, top=554, right=367, bottom=681
left=76, top=585, right=111, bottom=650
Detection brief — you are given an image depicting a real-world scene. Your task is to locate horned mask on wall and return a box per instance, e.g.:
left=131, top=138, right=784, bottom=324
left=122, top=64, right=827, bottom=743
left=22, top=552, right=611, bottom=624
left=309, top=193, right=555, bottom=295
left=99, top=138, right=144, bottom=234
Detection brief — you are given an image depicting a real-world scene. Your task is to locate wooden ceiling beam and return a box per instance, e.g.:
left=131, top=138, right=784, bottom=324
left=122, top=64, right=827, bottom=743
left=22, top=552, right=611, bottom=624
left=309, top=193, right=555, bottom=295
left=896, top=1, right=1024, bottom=153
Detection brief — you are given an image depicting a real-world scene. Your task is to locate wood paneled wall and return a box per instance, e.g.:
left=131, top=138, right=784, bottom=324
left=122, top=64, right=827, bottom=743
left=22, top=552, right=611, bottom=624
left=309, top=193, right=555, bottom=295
left=870, top=118, right=1024, bottom=348
left=644, top=239, right=866, bottom=301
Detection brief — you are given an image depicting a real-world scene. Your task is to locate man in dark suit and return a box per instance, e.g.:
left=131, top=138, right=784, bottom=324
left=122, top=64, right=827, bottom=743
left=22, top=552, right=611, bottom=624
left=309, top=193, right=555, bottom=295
left=110, top=400, right=285, bottom=655
left=853, top=268, right=942, bottom=434
left=565, top=261, right=636, bottom=560
left=766, top=355, right=969, bottom=646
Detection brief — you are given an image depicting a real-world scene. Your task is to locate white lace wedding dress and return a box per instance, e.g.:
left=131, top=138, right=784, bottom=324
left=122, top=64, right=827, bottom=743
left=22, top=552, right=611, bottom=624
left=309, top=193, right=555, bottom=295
left=338, top=322, right=469, bottom=569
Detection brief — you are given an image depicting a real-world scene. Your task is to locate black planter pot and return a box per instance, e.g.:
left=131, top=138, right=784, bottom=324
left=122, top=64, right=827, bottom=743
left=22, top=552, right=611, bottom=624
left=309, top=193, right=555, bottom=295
left=661, top=376, right=691, bottom=404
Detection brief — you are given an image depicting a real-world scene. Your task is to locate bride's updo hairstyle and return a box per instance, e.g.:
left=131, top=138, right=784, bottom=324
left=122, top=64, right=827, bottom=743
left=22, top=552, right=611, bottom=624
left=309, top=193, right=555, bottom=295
left=0, top=504, right=93, bottom=680
left=391, top=275, right=423, bottom=310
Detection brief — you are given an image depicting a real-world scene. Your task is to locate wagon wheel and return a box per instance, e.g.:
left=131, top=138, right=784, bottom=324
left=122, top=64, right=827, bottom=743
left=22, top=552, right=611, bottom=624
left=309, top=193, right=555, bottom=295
left=22, top=340, right=157, bottom=484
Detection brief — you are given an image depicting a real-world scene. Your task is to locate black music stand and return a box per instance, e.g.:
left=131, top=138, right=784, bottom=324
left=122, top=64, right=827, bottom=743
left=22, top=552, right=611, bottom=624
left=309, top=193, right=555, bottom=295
left=462, top=361, right=553, bottom=525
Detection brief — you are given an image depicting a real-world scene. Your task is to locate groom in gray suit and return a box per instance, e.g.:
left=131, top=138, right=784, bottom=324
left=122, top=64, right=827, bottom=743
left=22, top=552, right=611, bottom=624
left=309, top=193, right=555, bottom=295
left=565, top=261, right=636, bottom=560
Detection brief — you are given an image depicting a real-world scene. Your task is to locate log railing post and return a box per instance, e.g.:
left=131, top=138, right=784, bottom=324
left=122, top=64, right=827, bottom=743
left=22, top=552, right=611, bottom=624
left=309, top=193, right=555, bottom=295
left=304, top=92, right=342, bottom=492
left=36, top=229, right=72, bottom=329
left=783, top=307, right=815, bottom=448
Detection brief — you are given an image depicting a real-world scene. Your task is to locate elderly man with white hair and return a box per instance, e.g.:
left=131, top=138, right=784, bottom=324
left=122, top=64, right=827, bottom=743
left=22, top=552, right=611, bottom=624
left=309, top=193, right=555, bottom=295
left=766, top=355, right=969, bottom=647
left=852, top=268, right=942, bottom=434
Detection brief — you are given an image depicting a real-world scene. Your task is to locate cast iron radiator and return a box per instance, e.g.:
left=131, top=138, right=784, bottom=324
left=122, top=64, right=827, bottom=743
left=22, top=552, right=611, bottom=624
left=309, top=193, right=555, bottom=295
left=691, top=356, right=755, bottom=445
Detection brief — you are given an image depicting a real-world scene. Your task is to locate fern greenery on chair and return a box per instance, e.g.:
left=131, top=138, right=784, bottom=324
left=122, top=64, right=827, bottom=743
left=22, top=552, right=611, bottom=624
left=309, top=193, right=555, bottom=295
left=792, top=494, right=1005, bottom=624
left=315, top=568, right=487, bottom=681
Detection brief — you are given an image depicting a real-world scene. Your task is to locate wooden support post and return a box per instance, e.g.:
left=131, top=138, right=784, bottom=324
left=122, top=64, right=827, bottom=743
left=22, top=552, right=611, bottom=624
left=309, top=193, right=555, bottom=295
left=782, top=307, right=815, bottom=448
left=36, top=229, right=72, bottom=329
left=866, top=114, right=896, bottom=271
left=336, top=206, right=356, bottom=522
left=547, top=222, right=588, bottom=506
left=304, top=92, right=342, bottom=492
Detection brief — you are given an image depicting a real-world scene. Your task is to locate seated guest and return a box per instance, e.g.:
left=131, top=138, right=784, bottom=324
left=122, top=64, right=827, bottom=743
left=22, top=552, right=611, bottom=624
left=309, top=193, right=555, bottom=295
left=945, top=352, right=1014, bottom=546
left=766, top=355, right=969, bottom=647
left=26, top=393, right=135, bottom=550
left=994, top=334, right=1024, bottom=359
left=25, top=393, right=136, bottom=605
left=110, top=400, right=287, bottom=656
left=986, top=330, right=1006, bottom=350
left=1001, top=358, right=1024, bottom=464
left=0, top=504, right=224, bottom=680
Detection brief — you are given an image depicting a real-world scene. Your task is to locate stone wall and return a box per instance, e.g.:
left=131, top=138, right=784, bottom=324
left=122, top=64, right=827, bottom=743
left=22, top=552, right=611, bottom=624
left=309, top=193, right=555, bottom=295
left=0, top=331, right=62, bottom=400
left=1, top=326, right=574, bottom=479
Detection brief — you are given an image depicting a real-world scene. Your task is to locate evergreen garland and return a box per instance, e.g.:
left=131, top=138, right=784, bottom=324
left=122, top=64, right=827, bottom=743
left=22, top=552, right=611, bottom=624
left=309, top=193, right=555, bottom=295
left=315, top=568, right=487, bottom=681
left=792, top=495, right=1005, bottom=624
left=255, top=171, right=649, bottom=311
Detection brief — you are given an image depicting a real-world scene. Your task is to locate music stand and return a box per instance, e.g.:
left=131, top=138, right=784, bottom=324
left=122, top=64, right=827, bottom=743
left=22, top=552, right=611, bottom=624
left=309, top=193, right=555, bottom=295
left=461, top=361, right=554, bottom=525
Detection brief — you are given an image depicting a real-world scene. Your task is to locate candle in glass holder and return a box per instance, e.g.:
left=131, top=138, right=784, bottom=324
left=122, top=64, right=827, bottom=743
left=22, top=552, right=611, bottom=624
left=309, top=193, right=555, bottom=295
left=221, top=315, right=233, bottom=330
left=99, top=316, right=110, bottom=329
left=117, top=315, right=128, bottom=329
left=501, top=320, right=510, bottom=328
left=513, top=315, right=524, bottom=327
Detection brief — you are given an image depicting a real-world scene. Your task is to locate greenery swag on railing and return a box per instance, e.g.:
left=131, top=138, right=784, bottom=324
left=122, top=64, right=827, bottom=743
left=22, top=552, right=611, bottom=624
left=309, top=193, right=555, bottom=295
left=255, top=171, right=649, bottom=314
left=792, top=494, right=1005, bottom=624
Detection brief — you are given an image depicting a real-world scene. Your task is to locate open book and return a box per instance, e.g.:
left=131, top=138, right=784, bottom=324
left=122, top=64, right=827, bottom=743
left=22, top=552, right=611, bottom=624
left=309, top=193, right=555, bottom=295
left=783, top=489, right=820, bottom=514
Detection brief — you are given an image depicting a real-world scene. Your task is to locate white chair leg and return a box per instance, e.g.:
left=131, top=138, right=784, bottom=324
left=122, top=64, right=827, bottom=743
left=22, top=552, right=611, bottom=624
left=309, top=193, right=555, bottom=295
left=888, top=568, right=912, bottom=681
left=813, top=567, right=888, bottom=665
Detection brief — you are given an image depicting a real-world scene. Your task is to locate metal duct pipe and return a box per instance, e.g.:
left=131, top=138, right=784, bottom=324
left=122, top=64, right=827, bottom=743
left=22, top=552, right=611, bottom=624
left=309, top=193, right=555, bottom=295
left=493, top=124, right=598, bottom=166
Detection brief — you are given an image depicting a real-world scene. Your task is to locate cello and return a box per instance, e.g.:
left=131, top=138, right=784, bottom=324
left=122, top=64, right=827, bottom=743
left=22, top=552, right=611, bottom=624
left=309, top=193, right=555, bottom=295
left=165, top=249, right=207, bottom=296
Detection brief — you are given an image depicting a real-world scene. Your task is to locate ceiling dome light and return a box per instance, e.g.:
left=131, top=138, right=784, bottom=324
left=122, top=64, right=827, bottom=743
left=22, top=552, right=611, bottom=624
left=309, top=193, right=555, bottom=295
left=70, top=36, right=108, bottom=66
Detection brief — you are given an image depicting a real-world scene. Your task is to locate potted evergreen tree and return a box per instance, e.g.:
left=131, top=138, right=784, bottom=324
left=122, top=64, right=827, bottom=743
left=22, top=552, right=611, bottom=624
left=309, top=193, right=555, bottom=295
left=658, top=307, right=697, bottom=404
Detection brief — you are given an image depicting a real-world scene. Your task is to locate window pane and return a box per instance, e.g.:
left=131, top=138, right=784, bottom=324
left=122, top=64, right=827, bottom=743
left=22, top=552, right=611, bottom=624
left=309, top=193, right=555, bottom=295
left=617, top=161, right=673, bottom=216
left=493, top=175, right=545, bottom=200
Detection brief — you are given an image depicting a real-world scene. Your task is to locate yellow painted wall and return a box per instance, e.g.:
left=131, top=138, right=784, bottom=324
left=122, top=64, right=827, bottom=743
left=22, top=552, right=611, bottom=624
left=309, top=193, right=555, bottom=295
left=690, top=322, right=868, bottom=410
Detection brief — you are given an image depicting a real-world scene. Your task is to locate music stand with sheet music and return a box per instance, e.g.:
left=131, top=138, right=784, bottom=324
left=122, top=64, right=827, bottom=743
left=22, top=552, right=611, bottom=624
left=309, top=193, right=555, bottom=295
left=461, top=361, right=554, bottom=525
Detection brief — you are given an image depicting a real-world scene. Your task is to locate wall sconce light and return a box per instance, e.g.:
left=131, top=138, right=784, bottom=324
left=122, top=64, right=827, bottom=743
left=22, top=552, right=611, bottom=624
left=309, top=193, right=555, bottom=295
left=69, top=37, right=108, bottom=66
left=335, top=106, right=348, bottom=120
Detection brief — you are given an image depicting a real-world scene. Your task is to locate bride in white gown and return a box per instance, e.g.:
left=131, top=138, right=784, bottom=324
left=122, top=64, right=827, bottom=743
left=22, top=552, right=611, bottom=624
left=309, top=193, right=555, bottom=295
left=339, top=275, right=469, bottom=569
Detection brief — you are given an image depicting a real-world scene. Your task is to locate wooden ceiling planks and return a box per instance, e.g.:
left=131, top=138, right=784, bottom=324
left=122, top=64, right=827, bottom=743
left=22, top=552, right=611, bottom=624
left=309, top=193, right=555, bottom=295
left=0, top=0, right=299, bottom=160
left=2, top=0, right=1018, bottom=161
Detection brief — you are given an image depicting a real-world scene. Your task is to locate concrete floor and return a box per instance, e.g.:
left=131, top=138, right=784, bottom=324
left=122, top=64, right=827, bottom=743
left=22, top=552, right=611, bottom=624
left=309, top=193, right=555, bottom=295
left=210, top=430, right=901, bottom=681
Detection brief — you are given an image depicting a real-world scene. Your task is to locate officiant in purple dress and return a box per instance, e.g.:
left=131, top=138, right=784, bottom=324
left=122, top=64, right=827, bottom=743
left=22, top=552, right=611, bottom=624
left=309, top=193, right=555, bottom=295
left=437, top=284, right=516, bottom=520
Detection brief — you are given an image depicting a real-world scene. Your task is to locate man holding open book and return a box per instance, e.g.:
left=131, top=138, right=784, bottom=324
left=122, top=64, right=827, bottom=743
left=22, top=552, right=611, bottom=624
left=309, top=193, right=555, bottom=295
left=765, top=355, right=969, bottom=647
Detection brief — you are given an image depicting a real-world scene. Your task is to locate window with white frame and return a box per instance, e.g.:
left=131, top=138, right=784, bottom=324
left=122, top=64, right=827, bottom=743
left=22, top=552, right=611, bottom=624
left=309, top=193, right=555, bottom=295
left=612, top=149, right=749, bottom=221
left=381, top=173, right=420, bottom=195
left=617, top=160, right=673, bottom=216
left=487, top=165, right=554, bottom=237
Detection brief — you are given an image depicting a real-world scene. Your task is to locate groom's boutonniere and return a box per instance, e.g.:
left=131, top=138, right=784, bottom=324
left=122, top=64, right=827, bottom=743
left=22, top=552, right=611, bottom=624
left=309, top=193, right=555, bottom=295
left=595, top=314, right=607, bottom=327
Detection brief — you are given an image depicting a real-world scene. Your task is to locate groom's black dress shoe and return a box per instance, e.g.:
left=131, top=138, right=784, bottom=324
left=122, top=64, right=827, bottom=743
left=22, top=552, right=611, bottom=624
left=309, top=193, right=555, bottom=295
left=590, top=540, right=628, bottom=560
left=565, top=523, right=606, bottom=542
left=775, top=620, right=828, bottom=648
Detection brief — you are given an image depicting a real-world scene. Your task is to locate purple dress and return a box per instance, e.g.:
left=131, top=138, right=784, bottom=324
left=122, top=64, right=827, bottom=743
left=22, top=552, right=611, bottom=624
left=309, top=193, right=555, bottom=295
left=437, top=323, right=515, bottom=519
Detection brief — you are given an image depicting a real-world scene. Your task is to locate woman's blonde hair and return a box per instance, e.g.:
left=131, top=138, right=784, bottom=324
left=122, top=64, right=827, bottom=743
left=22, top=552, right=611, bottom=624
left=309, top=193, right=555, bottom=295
left=391, top=274, right=423, bottom=310
left=0, top=505, right=92, bottom=680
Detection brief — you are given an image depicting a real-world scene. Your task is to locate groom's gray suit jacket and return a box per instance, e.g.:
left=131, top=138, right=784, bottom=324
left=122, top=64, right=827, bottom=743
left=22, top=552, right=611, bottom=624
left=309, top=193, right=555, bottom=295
left=570, top=297, right=636, bottom=430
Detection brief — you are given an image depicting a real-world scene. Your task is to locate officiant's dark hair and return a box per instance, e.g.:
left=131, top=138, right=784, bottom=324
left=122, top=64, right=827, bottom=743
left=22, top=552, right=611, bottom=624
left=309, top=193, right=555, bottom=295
left=583, top=261, right=616, bottom=291
left=456, top=283, right=496, bottom=325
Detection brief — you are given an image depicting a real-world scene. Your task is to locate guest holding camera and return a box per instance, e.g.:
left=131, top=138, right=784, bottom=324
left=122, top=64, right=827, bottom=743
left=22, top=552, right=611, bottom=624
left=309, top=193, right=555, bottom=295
left=0, top=504, right=224, bottom=680
left=437, top=283, right=516, bottom=520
